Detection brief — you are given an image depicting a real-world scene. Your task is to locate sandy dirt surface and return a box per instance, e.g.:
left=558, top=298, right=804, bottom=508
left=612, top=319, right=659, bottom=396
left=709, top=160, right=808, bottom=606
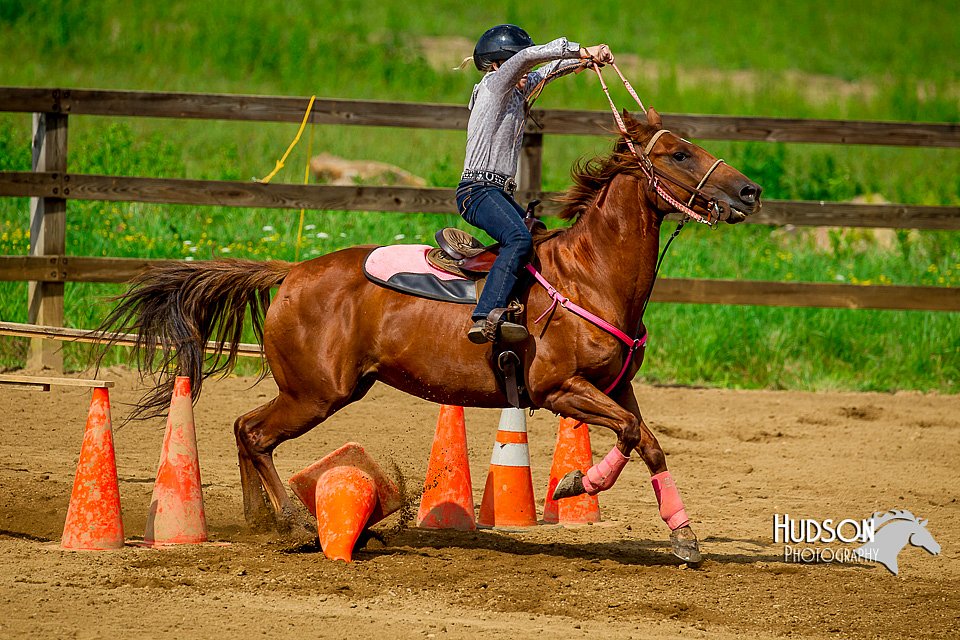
left=0, top=369, right=957, bottom=639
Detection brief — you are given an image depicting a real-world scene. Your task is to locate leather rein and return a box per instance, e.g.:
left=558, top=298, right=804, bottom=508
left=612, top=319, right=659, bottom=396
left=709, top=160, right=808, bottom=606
left=526, top=58, right=727, bottom=225
left=592, top=61, right=728, bottom=226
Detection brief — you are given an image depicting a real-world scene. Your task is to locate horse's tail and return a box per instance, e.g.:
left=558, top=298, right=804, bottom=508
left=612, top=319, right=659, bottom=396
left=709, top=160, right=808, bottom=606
left=95, top=258, right=293, bottom=420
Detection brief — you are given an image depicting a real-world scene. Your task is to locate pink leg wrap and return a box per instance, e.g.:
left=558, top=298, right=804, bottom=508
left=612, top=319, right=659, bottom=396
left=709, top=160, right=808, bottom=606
left=581, top=447, right=629, bottom=495
left=651, top=471, right=691, bottom=530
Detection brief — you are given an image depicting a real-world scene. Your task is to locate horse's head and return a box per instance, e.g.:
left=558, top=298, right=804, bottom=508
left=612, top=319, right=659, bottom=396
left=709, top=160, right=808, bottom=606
left=908, top=518, right=941, bottom=556
left=620, top=109, right=762, bottom=224
left=857, top=510, right=941, bottom=574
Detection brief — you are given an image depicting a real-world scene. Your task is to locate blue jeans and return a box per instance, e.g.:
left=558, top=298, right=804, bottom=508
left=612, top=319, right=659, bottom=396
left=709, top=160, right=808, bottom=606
left=456, top=180, right=532, bottom=320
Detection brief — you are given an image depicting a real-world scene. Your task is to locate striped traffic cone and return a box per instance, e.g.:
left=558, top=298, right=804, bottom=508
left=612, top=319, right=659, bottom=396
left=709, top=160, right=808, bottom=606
left=543, top=418, right=601, bottom=524
left=477, top=408, right=537, bottom=528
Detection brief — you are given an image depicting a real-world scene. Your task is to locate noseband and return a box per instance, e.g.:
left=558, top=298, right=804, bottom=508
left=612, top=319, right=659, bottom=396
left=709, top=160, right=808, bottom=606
left=593, top=63, right=726, bottom=226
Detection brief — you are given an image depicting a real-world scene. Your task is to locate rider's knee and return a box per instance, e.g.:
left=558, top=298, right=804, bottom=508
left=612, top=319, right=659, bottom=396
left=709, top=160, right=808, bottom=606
left=505, top=227, right=533, bottom=255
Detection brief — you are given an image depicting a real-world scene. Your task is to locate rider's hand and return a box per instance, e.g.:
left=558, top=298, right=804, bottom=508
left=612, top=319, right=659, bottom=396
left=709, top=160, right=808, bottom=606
left=580, top=44, right=615, bottom=65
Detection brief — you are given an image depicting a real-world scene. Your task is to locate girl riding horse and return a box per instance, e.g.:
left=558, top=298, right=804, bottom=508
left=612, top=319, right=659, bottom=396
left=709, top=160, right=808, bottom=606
left=458, top=24, right=614, bottom=344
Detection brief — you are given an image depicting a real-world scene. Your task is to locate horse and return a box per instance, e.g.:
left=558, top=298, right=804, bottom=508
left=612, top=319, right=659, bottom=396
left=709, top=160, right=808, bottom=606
left=854, top=510, right=941, bottom=575
left=97, top=108, right=762, bottom=562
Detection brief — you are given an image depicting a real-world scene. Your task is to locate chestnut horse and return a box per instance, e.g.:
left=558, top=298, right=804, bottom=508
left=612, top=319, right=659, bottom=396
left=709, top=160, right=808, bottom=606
left=98, top=109, right=761, bottom=562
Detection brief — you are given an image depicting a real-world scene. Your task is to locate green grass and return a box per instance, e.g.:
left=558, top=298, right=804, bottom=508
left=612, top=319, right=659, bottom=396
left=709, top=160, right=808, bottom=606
left=0, top=0, right=957, bottom=391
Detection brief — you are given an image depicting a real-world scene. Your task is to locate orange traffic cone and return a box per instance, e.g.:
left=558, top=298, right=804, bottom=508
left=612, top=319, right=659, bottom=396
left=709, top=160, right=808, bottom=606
left=417, top=405, right=475, bottom=530
left=314, top=466, right=378, bottom=562
left=144, top=376, right=207, bottom=546
left=543, top=418, right=600, bottom=524
left=61, top=387, right=125, bottom=550
left=289, top=443, right=403, bottom=562
left=477, top=408, right=537, bottom=528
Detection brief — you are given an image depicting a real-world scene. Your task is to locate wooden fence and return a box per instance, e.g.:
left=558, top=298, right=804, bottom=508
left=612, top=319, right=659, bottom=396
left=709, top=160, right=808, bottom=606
left=0, top=87, right=958, bottom=370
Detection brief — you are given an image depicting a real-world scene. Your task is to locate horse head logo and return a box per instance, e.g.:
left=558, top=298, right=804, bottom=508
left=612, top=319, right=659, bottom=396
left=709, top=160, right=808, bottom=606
left=854, top=510, right=940, bottom=575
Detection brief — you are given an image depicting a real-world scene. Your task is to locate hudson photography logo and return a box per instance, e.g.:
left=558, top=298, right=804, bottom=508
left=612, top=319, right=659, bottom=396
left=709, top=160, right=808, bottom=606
left=773, top=509, right=941, bottom=575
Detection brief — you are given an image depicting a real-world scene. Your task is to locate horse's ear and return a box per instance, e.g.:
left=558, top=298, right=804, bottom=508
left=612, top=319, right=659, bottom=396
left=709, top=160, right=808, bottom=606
left=646, top=107, right=662, bottom=129
left=621, top=107, right=635, bottom=125
left=920, top=519, right=928, bottom=527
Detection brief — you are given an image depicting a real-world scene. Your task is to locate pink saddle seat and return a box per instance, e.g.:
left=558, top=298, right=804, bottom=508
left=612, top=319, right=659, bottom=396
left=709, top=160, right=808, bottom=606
left=362, top=244, right=478, bottom=305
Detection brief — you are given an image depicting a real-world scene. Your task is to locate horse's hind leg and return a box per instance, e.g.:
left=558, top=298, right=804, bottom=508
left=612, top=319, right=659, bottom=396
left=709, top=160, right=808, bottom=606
left=234, top=376, right=376, bottom=541
left=234, top=394, right=326, bottom=541
left=234, top=410, right=278, bottom=532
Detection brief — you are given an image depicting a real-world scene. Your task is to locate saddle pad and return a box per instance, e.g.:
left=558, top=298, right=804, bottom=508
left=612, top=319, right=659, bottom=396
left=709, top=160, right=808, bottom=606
left=363, top=244, right=477, bottom=305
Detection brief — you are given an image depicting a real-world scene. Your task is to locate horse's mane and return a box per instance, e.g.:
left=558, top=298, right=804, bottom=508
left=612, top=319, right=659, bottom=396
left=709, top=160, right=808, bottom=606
left=530, top=115, right=657, bottom=246
left=872, top=509, right=921, bottom=529
left=556, top=117, right=657, bottom=222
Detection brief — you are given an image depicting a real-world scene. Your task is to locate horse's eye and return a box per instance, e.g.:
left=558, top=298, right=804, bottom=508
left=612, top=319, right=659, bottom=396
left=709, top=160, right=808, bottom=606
left=672, top=151, right=688, bottom=162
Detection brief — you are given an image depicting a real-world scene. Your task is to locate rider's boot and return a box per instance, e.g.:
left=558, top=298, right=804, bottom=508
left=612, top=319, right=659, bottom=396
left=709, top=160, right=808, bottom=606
left=467, top=308, right=528, bottom=344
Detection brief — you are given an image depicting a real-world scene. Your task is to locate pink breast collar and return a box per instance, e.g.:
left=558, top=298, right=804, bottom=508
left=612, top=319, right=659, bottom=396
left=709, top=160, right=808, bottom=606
left=525, top=264, right=647, bottom=394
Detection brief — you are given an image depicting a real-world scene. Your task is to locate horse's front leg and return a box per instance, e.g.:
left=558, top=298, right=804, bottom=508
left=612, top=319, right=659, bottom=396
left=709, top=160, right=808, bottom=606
left=540, top=376, right=645, bottom=495
left=610, top=384, right=701, bottom=564
left=544, top=378, right=701, bottom=563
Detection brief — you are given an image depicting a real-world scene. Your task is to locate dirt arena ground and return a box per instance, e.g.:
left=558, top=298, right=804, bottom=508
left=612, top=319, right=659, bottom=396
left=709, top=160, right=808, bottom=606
left=0, top=369, right=956, bottom=639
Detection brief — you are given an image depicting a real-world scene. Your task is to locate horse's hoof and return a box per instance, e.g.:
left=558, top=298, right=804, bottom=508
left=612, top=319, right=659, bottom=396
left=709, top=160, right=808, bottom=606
left=552, top=470, right=587, bottom=500
left=277, top=506, right=318, bottom=545
left=246, top=511, right=277, bottom=534
left=281, top=521, right=318, bottom=546
left=670, top=526, right=703, bottom=565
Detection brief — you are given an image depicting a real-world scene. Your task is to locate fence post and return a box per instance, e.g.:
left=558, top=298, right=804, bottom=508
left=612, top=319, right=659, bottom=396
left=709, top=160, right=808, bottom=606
left=28, top=110, right=68, bottom=372
left=518, top=132, right=543, bottom=195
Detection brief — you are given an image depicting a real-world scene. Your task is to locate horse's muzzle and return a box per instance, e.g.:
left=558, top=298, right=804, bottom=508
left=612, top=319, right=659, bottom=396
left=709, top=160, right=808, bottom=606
left=721, top=180, right=762, bottom=223
left=740, top=182, right=762, bottom=207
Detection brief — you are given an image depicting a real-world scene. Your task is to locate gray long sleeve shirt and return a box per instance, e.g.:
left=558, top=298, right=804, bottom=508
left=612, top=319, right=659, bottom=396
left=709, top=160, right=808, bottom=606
left=462, top=37, right=582, bottom=178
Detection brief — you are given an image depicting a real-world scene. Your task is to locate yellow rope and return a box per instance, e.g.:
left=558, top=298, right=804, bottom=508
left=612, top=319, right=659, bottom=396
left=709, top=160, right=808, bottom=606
left=258, top=95, right=317, bottom=184
left=294, top=123, right=315, bottom=262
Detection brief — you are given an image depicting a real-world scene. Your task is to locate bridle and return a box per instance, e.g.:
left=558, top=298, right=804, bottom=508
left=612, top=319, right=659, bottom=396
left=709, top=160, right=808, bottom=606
left=588, top=61, right=727, bottom=352
left=522, top=58, right=727, bottom=225
left=592, top=61, right=727, bottom=226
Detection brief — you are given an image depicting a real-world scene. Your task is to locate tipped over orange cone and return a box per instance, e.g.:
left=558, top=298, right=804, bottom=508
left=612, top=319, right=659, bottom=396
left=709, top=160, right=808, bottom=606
left=314, top=466, right=378, bottom=562
left=543, top=418, right=600, bottom=524
left=417, top=405, right=475, bottom=530
left=61, top=387, right=124, bottom=550
left=144, top=376, right=207, bottom=546
left=478, top=408, right=537, bottom=528
left=289, top=443, right=402, bottom=562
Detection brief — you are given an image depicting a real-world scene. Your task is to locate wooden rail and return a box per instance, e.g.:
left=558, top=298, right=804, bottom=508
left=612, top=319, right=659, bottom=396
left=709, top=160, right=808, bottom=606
left=1, top=172, right=958, bottom=230
left=0, top=373, right=114, bottom=392
left=2, top=87, right=959, bottom=147
left=0, top=86, right=957, bottom=372
left=0, top=320, right=263, bottom=357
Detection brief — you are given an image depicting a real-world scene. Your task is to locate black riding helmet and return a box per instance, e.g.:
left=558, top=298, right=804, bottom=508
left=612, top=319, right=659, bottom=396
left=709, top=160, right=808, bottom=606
left=473, top=24, right=534, bottom=71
